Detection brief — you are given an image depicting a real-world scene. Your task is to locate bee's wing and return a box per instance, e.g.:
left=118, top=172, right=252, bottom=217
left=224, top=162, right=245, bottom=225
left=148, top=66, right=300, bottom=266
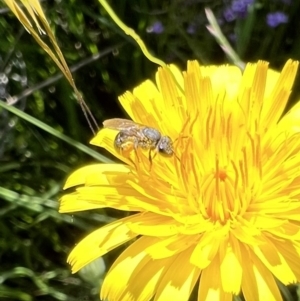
left=103, top=118, right=141, bottom=134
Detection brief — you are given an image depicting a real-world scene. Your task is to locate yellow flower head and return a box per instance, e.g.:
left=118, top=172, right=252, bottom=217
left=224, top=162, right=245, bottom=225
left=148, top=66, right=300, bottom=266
left=60, top=60, right=300, bottom=301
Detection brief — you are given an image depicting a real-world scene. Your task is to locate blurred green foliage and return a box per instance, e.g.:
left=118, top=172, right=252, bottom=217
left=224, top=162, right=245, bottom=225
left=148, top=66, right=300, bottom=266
left=1, top=0, right=300, bottom=300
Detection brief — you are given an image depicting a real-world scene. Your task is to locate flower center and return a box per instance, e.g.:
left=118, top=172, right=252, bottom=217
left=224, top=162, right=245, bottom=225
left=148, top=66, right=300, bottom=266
left=178, top=111, right=263, bottom=225
left=215, top=167, right=227, bottom=181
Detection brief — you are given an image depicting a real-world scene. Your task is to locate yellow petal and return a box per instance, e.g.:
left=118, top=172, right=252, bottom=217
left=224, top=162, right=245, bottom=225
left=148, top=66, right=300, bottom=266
left=261, top=60, right=299, bottom=129
left=101, top=236, right=160, bottom=301
left=59, top=192, right=106, bottom=213
left=119, top=80, right=163, bottom=128
left=271, top=238, right=300, bottom=280
left=253, top=238, right=297, bottom=284
left=242, top=243, right=282, bottom=301
left=68, top=216, right=138, bottom=273
left=127, top=212, right=183, bottom=236
left=63, top=164, right=131, bottom=189
left=198, top=255, right=233, bottom=301
left=252, top=255, right=282, bottom=301
left=190, top=231, right=222, bottom=269
left=145, top=234, right=197, bottom=259
left=155, top=247, right=200, bottom=301
left=155, top=66, right=186, bottom=134
left=220, top=242, right=242, bottom=294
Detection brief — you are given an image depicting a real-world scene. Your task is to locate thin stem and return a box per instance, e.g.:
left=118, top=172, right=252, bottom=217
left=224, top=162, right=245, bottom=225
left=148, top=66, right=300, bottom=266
left=205, top=8, right=245, bottom=70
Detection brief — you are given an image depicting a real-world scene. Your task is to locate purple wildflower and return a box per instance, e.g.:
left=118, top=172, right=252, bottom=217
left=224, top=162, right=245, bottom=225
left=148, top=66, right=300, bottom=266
left=146, top=21, right=164, bottom=34
left=266, top=12, right=289, bottom=28
left=231, top=0, right=254, bottom=18
left=223, top=0, right=254, bottom=22
left=223, top=7, right=237, bottom=22
left=231, top=0, right=251, bottom=13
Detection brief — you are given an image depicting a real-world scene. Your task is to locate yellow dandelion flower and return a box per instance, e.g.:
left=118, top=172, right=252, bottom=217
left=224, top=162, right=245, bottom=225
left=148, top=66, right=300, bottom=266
left=60, top=60, right=300, bottom=301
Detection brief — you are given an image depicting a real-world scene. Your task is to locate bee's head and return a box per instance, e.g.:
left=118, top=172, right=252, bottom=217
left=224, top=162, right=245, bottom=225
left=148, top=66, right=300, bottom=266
left=157, top=136, right=173, bottom=156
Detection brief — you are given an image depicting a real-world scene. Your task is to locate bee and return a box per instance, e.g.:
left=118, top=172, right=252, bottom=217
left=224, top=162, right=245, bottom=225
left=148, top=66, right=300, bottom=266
left=103, top=118, right=173, bottom=163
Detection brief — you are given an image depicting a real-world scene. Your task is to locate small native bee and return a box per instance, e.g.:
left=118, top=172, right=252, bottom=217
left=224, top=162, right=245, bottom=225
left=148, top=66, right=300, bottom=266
left=103, top=118, right=173, bottom=163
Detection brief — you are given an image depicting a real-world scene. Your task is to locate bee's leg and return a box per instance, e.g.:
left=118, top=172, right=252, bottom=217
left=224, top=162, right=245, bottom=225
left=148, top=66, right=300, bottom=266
left=119, top=146, right=138, bottom=171
left=134, top=139, right=141, bottom=163
left=151, top=149, right=158, bottom=161
left=126, top=143, right=139, bottom=170
left=128, top=157, right=138, bottom=171
left=148, top=149, right=153, bottom=170
left=148, top=148, right=159, bottom=171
